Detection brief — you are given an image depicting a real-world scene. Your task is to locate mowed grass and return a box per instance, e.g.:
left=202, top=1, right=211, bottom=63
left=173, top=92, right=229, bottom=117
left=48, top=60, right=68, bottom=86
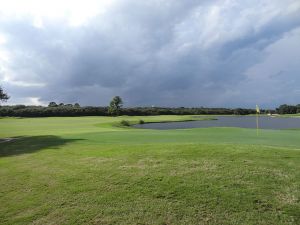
left=0, top=116, right=299, bottom=225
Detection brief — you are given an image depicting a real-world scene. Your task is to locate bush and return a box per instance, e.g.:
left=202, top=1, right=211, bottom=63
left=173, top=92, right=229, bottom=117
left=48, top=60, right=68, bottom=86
left=120, top=120, right=130, bottom=126
left=139, top=119, right=145, bottom=124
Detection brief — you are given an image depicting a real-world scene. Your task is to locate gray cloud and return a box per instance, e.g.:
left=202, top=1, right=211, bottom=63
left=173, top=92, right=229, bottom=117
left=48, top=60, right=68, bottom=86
left=0, top=0, right=300, bottom=107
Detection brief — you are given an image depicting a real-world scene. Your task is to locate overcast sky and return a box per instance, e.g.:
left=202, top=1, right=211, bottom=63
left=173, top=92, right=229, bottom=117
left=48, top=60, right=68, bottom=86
left=0, top=0, right=300, bottom=108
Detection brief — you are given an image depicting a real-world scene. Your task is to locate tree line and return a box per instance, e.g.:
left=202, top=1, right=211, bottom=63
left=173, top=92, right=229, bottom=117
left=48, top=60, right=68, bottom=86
left=0, top=86, right=297, bottom=117
left=276, top=104, right=300, bottom=114
left=0, top=95, right=264, bottom=117
left=0, top=104, right=262, bottom=117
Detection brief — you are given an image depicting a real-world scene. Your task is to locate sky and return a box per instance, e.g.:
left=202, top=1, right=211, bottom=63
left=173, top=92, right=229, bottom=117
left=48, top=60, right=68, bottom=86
left=0, top=0, right=300, bottom=108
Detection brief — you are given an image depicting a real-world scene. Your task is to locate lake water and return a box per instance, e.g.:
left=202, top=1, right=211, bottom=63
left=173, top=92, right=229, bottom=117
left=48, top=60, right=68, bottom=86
left=133, top=116, right=300, bottom=130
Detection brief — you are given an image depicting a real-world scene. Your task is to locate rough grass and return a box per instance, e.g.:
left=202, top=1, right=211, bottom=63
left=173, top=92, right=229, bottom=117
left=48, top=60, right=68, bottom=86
left=0, top=116, right=299, bottom=225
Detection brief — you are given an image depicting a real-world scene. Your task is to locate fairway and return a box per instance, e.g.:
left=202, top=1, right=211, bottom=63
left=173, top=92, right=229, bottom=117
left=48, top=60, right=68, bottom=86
left=0, top=116, right=299, bottom=225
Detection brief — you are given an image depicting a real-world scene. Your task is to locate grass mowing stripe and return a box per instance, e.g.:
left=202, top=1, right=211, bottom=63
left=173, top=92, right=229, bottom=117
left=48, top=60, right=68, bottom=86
left=0, top=116, right=299, bottom=224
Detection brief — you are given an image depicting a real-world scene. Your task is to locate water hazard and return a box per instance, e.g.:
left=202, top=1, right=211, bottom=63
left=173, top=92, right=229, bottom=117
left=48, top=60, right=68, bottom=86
left=133, top=116, right=300, bottom=130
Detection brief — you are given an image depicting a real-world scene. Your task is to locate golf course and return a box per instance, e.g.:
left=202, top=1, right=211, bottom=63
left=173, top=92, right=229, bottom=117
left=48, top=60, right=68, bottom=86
left=0, top=115, right=299, bottom=224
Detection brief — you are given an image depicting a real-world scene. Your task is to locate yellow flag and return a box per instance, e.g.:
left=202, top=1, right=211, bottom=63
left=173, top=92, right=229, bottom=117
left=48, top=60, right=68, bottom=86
left=256, top=105, right=260, bottom=114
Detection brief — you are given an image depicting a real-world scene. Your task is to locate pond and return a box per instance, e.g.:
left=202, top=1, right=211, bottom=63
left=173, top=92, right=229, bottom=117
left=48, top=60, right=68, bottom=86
left=133, top=116, right=300, bottom=130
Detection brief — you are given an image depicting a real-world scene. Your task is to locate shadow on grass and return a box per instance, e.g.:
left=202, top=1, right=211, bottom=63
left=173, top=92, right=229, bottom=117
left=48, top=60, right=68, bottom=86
left=0, top=135, right=84, bottom=157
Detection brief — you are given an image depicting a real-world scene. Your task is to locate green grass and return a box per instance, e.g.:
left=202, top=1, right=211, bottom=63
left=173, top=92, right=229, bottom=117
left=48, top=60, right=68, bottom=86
left=0, top=116, right=299, bottom=225
left=280, top=114, right=300, bottom=118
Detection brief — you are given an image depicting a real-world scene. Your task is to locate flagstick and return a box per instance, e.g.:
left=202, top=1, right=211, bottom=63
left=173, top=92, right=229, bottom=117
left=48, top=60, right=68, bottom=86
left=256, top=112, right=259, bottom=136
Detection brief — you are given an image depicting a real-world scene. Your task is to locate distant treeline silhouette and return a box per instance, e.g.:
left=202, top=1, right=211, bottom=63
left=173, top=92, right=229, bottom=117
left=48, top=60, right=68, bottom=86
left=276, top=104, right=300, bottom=114
left=0, top=103, right=275, bottom=117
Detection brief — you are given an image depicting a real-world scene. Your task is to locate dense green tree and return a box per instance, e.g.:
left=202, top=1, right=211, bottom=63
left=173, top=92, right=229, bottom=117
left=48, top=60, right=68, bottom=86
left=276, top=104, right=298, bottom=114
left=48, top=102, right=58, bottom=107
left=297, top=104, right=300, bottom=114
left=108, top=96, right=123, bottom=116
left=0, top=86, right=9, bottom=103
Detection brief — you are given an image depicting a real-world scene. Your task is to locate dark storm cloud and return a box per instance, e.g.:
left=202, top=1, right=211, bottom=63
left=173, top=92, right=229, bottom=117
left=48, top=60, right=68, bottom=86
left=1, top=0, right=300, bottom=107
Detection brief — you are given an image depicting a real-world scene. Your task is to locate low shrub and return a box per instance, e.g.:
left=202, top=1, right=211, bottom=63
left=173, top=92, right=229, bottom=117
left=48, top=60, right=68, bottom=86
left=139, top=119, right=145, bottom=124
left=120, top=120, right=130, bottom=126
